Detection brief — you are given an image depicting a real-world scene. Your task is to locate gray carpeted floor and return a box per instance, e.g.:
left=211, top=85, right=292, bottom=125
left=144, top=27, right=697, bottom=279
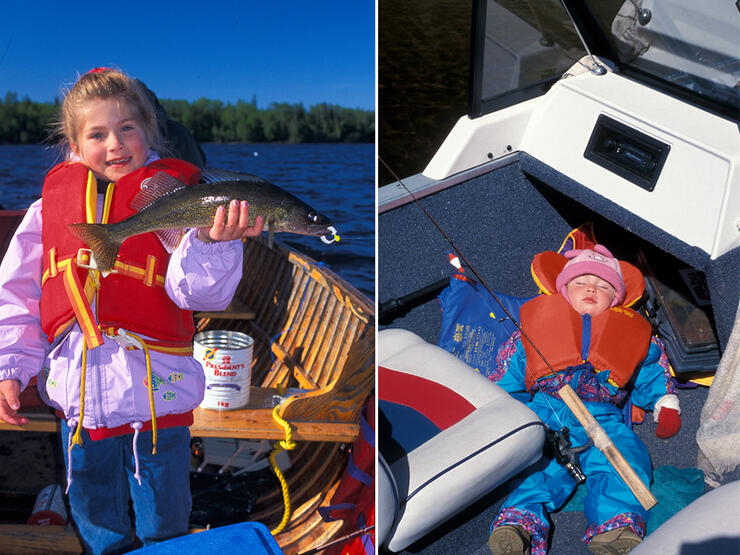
left=378, top=158, right=737, bottom=554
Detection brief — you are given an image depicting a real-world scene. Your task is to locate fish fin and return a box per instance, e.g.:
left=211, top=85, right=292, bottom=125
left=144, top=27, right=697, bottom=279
left=68, top=223, right=121, bottom=274
left=200, top=168, right=265, bottom=184
left=131, top=172, right=188, bottom=212
left=155, top=228, right=186, bottom=252
left=268, top=225, right=274, bottom=249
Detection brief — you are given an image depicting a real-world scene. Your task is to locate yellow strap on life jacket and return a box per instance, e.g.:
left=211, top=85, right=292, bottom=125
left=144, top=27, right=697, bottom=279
left=58, top=172, right=106, bottom=349
left=63, top=262, right=104, bottom=349
left=48, top=248, right=58, bottom=278
left=102, top=181, right=115, bottom=223
left=109, top=259, right=166, bottom=287
left=84, top=170, right=97, bottom=224
left=143, top=255, right=157, bottom=287
left=42, top=253, right=167, bottom=288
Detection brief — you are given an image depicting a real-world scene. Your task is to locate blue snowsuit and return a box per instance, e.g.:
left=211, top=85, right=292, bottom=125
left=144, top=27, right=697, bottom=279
left=489, top=329, right=675, bottom=553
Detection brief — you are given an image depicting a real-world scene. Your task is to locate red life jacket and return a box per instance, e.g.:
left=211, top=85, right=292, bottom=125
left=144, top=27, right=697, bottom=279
left=520, top=294, right=652, bottom=390
left=40, top=158, right=201, bottom=347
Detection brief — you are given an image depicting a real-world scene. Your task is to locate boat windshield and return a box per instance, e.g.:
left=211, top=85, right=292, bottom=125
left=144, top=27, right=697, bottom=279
left=588, top=0, right=739, bottom=114
left=472, top=0, right=739, bottom=118
left=471, top=0, right=587, bottom=116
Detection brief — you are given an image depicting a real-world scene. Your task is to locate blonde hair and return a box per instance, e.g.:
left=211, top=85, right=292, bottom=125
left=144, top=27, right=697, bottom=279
left=56, top=69, right=169, bottom=157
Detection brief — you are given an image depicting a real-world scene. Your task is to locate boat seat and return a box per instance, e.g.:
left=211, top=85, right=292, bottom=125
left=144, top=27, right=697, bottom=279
left=377, top=328, right=546, bottom=552
left=631, top=480, right=740, bottom=554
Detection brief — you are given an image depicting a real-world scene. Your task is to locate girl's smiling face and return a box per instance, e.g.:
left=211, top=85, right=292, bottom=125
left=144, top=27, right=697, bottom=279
left=565, top=274, right=616, bottom=316
left=72, top=97, right=149, bottom=182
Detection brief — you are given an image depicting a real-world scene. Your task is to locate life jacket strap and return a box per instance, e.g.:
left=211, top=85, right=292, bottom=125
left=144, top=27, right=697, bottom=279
left=101, top=327, right=194, bottom=356
left=43, top=249, right=167, bottom=288
left=62, top=263, right=104, bottom=349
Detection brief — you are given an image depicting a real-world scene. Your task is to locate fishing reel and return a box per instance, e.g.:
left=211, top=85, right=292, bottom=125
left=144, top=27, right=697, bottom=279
left=545, top=427, right=592, bottom=485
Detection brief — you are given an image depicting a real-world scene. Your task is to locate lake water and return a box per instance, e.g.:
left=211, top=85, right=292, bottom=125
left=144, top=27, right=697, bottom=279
left=379, top=0, right=471, bottom=184
left=0, top=142, right=375, bottom=298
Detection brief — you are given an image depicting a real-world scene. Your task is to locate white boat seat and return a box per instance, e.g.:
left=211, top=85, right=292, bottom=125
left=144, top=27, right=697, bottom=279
left=631, top=480, right=740, bottom=554
left=378, top=328, right=545, bottom=552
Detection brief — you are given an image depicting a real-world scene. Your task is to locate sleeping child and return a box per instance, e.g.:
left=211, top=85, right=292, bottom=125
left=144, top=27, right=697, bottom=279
left=488, top=244, right=680, bottom=555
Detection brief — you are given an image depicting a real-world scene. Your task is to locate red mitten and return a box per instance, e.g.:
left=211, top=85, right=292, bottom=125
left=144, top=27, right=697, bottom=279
left=656, top=407, right=681, bottom=438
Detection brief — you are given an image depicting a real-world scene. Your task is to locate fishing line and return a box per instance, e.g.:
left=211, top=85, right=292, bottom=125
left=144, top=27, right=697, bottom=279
left=379, top=156, right=566, bottom=389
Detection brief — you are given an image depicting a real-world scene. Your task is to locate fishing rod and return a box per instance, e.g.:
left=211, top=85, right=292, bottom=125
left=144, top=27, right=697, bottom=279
left=379, top=156, right=657, bottom=510
left=298, top=525, right=374, bottom=555
left=379, top=277, right=450, bottom=324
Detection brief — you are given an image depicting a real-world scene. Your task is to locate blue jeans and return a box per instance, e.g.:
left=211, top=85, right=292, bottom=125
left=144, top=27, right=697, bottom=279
left=60, top=421, right=192, bottom=555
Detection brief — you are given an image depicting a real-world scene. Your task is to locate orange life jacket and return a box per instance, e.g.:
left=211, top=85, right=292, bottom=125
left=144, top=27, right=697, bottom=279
left=39, top=158, right=201, bottom=347
left=520, top=294, right=652, bottom=390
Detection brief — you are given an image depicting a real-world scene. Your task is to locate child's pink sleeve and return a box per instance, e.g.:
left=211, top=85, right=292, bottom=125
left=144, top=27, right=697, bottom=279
left=164, top=229, right=245, bottom=312
left=0, top=200, right=49, bottom=389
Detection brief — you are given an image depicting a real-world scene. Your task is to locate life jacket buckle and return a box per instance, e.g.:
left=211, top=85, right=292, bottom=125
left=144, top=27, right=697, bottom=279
left=106, top=328, right=142, bottom=349
left=75, top=248, right=116, bottom=275
left=75, top=248, right=98, bottom=270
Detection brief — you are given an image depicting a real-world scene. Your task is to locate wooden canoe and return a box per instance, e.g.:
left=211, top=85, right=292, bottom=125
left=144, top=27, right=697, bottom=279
left=0, top=210, right=375, bottom=554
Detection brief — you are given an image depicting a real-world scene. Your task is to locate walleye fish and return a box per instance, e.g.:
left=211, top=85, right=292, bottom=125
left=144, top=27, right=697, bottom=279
left=69, top=169, right=339, bottom=274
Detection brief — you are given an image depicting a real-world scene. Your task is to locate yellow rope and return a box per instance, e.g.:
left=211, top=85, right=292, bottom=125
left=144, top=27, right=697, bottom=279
left=269, top=404, right=297, bottom=535
left=69, top=330, right=159, bottom=455
left=121, top=330, right=158, bottom=454
left=69, top=343, right=88, bottom=449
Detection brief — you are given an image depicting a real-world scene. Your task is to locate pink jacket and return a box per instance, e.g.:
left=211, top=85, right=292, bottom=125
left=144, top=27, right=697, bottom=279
left=0, top=197, right=244, bottom=432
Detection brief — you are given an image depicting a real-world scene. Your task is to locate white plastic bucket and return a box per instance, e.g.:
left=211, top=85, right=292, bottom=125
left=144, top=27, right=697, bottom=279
left=193, top=330, right=253, bottom=410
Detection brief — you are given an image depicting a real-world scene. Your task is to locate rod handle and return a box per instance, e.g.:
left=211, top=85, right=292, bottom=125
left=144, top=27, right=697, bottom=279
left=558, top=384, right=657, bottom=510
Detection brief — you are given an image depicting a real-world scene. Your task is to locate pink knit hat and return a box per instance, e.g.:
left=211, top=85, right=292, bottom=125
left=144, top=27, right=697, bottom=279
left=555, top=244, right=626, bottom=307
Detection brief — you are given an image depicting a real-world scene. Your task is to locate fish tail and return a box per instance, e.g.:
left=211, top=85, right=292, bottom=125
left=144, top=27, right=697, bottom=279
left=68, top=223, right=121, bottom=274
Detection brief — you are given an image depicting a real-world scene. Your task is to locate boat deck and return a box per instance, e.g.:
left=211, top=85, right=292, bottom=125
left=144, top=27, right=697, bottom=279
left=378, top=156, right=738, bottom=554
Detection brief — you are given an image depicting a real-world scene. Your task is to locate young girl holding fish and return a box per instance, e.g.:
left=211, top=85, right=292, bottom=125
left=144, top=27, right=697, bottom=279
left=0, top=68, right=264, bottom=553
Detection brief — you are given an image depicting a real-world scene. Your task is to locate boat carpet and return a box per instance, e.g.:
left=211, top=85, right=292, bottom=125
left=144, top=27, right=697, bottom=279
left=378, top=157, right=740, bottom=554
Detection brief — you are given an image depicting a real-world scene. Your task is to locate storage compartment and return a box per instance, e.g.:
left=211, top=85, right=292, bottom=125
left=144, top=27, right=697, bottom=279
left=640, top=253, right=720, bottom=375
left=584, top=115, right=670, bottom=192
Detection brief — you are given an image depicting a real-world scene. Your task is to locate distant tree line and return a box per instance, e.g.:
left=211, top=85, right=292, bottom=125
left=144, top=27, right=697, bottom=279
left=160, top=97, right=373, bottom=143
left=0, top=92, right=59, bottom=144
left=0, top=92, right=374, bottom=144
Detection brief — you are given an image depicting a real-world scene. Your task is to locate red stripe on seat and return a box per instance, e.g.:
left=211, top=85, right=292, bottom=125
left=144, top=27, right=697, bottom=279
left=379, top=365, right=476, bottom=430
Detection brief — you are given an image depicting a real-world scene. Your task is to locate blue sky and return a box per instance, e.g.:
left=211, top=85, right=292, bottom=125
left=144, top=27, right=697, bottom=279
left=0, top=1, right=375, bottom=110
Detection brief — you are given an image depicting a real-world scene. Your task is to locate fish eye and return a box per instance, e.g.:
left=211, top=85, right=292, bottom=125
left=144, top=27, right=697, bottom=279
left=307, top=211, right=319, bottom=223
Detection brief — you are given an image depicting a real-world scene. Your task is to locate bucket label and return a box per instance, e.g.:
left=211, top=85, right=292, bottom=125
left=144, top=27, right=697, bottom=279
left=202, top=354, right=247, bottom=373
left=193, top=331, right=253, bottom=411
